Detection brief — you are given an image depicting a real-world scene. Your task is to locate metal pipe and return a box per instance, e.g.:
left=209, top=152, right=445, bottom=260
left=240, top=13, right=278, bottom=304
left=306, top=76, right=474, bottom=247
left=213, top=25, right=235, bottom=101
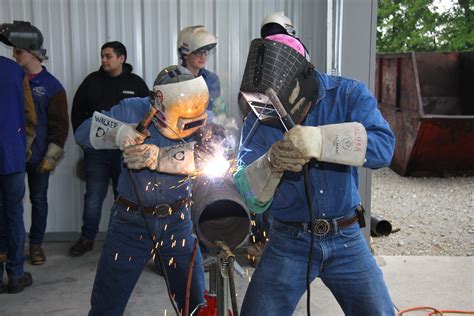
left=191, top=175, right=251, bottom=250
left=370, top=214, right=393, bottom=237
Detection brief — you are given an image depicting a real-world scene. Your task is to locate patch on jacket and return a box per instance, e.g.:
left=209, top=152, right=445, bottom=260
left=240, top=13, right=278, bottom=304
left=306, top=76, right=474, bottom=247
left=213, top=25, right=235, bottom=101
left=122, top=90, right=135, bottom=95
left=32, top=86, right=47, bottom=96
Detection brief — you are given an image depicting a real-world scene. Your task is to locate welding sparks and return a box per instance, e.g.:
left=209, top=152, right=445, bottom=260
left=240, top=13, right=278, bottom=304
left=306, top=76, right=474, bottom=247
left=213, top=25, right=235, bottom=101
left=114, top=253, right=118, bottom=261
left=200, top=152, right=231, bottom=178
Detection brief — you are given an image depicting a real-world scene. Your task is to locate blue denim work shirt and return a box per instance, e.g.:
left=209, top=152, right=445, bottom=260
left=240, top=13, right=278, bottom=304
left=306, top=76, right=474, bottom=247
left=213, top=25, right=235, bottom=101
left=235, top=71, right=396, bottom=222
left=75, top=97, right=194, bottom=206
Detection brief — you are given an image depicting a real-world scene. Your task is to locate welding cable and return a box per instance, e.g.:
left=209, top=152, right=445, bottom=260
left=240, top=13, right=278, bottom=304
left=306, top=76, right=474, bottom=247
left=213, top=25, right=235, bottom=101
left=127, top=168, right=180, bottom=315
left=184, top=238, right=199, bottom=316
left=241, top=96, right=318, bottom=316
left=397, top=306, right=474, bottom=315
left=228, top=256, right=240, bottom=316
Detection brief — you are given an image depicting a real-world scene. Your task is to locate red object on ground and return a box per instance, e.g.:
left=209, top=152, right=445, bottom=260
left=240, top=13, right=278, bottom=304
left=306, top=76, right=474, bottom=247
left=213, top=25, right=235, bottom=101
left=196, top=291, right=232, bottom=316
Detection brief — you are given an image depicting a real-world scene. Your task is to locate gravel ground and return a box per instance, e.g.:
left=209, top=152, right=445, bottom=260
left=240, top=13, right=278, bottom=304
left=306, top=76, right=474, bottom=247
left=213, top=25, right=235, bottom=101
left=370, top=168, right=474, bottom=256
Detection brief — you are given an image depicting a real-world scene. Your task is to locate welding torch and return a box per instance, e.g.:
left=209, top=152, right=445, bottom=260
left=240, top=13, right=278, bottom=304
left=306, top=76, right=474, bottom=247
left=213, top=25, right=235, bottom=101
left=134, top=92, right=160, bottom=137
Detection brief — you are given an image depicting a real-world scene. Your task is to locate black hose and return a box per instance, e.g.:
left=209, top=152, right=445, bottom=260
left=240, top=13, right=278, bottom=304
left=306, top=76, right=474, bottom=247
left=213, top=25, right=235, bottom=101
left=303, top=165, right=315, bottom=316
left=127, top=169, right=180, bottom=315
left=228, top=257, right=239, bottom=316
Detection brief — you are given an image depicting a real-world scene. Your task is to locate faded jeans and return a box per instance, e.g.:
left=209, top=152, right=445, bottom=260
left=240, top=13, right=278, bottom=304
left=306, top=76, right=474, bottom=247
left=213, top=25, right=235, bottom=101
left=0, top=172, right=26, bottom=279
left=241, top=219, right=395, bottom=316
left=81, top=148, right=121, bottom=241
left=26, top=162, right=50, bottom=246
left=89, top=203, right=205, bottom=315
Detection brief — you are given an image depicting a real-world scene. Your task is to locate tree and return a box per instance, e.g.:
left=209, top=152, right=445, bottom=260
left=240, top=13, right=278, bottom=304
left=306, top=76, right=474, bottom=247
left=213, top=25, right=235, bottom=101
left=377, top=0, right=474, bottom=53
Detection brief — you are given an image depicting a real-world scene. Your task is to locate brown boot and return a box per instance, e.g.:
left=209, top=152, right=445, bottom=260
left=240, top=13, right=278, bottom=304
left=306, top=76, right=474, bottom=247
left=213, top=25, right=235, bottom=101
left=30, top=245, right=46, bottom=265
left=8, top=272, right=33, bottom=294
left=69, top=239, right=94, bottom=257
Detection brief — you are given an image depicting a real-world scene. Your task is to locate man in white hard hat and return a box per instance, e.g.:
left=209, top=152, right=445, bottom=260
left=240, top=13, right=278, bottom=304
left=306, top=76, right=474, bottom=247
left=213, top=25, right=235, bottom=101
left=176, top=25, right=224, bottom=116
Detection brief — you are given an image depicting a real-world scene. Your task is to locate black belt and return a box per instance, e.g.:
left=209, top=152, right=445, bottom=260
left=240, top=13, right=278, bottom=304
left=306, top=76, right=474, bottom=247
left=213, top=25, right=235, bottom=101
left=116, top=196, right=190, bottom=217
left=280, top=212, right=361, bottom=237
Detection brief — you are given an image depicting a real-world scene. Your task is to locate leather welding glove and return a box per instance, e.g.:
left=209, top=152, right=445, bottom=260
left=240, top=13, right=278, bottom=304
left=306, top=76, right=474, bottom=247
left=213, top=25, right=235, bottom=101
left=283, top=123, right=368, bottom=166
left=37, top=143, right=65, bottom=173
left=244, top=139, right=309, bottom=203
left=90, top=111, right=146, bottom=150
left=26, top=134, right=35, bottom=162
left=123, top=142, right=197, bottom=175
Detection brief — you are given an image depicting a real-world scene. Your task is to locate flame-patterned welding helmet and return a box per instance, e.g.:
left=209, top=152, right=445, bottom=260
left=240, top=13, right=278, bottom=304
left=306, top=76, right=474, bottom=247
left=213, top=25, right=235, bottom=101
left=153, top=65, right=209, bottom=140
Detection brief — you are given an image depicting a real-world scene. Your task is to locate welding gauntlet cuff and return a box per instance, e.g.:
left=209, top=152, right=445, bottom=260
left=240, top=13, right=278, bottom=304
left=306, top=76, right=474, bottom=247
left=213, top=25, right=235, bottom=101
left=284, top=123, right=367, bottom=166
left=90, top=111, right=145, bottom=150
left=123, top=142, right=197, bottom=175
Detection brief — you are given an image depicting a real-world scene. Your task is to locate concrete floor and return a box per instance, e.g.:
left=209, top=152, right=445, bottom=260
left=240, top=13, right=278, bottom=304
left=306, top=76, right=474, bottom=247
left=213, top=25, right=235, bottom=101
left=0, top=241, right=473, bottom=315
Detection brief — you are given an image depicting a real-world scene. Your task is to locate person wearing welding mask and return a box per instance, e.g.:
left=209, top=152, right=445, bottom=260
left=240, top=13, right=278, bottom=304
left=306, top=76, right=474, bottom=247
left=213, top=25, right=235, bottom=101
left=234, top=26, right=396, bottom=315
left=74, top=65, right=226, bottom=315
left=244, top=11, right=311, bottom=267
left=11, top=23, right=69, bottom=267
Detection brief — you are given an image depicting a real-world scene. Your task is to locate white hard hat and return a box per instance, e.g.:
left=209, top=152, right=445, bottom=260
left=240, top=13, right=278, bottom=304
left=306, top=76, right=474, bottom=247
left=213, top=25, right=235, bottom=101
left=260, top=12, right=295, bottom=37
left=177, top=25, right=217, bottom=56
left=153, top=65, right=209, bottom=139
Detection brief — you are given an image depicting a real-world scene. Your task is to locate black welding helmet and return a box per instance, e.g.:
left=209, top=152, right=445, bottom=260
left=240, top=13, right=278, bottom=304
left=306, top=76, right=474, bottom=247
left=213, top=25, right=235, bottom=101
left=0, top=20, right=44, bottom=50
left=239, top=37, right=317, bottom=128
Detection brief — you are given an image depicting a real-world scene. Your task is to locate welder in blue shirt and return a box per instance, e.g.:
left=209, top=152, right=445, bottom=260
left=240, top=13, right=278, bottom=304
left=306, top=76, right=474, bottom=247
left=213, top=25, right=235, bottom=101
left=75, top=65, right=226, bottom=315
left=234, top=35, right=396, bottom=315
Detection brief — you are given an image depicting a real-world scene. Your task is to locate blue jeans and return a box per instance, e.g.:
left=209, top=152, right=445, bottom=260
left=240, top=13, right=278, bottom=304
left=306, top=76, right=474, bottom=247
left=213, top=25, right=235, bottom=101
left=26, top=162, right=50, bottom=246
left=0, top=172, right=26, bottom=279
left=241, top=219, right=395, bottom=316
left=89, top=203, right=205, bottom=315
left=81, top=148, right=122, bottom=241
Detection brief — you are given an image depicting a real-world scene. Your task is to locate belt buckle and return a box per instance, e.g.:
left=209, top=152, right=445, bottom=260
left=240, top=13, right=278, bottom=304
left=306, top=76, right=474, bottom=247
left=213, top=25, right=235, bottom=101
left=154, top=204, right=172, bottom=217
left=313, top=219, right=331, bottom=236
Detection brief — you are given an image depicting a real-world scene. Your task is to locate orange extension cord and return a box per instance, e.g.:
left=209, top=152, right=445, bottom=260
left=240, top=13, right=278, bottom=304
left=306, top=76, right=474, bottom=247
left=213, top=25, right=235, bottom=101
left=397, top=306, right=474, bottom=315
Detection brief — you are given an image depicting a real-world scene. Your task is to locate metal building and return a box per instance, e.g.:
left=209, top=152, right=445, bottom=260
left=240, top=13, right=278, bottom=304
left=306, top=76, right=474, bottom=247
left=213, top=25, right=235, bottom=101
left=0, top=0, right=378, bottom=239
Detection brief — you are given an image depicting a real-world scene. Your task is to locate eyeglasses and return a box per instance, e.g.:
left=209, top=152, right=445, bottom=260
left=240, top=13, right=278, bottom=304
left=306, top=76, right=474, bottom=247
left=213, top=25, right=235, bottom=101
left=192, top=50, right=209, bottom=57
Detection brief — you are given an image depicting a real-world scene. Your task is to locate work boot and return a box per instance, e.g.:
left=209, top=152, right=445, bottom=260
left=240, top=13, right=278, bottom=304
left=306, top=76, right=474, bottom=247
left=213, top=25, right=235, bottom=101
left=8, top=272, right=33, bottom=294
left=29, top=245, right=46, bottom=265
left=69, top=239, right=94, bottom=257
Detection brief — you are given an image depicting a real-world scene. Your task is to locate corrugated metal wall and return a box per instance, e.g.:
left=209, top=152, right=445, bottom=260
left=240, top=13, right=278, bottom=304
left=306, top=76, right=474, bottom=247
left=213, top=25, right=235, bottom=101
left=0, top=0, right=376, bottom=236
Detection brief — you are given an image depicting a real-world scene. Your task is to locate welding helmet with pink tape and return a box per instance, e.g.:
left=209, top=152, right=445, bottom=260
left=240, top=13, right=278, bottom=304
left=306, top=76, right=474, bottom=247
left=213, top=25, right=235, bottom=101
left=239, top=36, right=318, bottom=128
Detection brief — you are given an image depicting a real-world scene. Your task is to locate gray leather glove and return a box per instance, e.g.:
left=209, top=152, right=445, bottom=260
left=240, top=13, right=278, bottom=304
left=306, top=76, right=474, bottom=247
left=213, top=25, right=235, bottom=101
left=37, top=143, right=65, bottom=173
